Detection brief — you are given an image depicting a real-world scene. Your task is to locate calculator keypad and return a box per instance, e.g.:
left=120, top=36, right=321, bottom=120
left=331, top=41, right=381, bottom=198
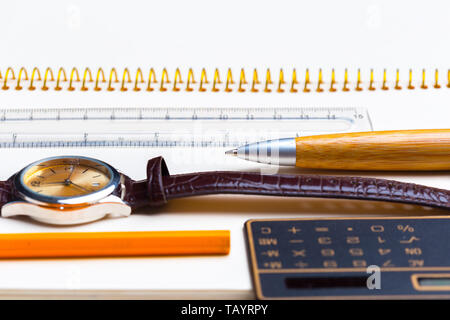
left=246, top=217, right=450, bottom=299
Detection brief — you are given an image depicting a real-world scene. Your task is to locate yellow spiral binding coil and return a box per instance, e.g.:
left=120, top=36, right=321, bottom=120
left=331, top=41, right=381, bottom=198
left=0, top=67, right=448, bottom=93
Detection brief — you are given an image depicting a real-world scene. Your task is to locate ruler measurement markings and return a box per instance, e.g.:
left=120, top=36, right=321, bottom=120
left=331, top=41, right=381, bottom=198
left=0, top=107, right=370, bottom=149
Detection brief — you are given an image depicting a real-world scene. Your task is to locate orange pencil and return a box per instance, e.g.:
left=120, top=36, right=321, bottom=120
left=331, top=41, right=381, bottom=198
left=0, top=230, right=230, bottom=259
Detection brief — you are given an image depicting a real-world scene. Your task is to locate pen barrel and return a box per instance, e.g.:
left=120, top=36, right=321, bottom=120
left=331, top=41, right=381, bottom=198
left=0, top=230, right=230, bottom=259
left=295, top=129, right=450, bottom=170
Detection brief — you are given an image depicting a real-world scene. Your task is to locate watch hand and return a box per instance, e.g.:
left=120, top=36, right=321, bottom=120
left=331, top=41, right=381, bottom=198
left=40, top=181, right=67, bottom=185
left=67, top=164, right=77, bottom=180
left=69, top=181, right=92, bottom=193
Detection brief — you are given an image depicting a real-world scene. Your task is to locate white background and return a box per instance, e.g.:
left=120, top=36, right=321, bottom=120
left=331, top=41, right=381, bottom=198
left=0, top=0, right=448, bottom=298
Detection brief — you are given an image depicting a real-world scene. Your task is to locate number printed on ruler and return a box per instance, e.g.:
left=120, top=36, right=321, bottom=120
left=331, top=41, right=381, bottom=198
left=0, top=107, right=372, bottom=148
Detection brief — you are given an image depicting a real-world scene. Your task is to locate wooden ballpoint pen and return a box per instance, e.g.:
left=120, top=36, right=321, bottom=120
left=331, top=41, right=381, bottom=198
left=226, top=129, right=450, bottom=170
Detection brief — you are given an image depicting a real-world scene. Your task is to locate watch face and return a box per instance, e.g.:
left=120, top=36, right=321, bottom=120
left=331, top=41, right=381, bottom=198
left=14, top=156, right=121, bottom=207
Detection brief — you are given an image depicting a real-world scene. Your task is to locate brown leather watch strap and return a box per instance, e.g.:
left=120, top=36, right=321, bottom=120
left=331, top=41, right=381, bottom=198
left=121, top=157, right=450, bottom=211
left=0, top=178, right=16, bottom=207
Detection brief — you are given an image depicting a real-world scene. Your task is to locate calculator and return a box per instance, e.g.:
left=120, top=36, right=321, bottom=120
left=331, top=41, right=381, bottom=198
left=245, top=216, right=450, bottom=299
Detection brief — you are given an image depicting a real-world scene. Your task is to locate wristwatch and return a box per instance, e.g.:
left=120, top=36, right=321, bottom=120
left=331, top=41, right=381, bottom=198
left=0, top=155, right=448, bottom=225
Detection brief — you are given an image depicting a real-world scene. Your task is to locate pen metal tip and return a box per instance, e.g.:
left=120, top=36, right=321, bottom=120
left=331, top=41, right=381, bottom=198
left=225, top=148, right=238, bottom=156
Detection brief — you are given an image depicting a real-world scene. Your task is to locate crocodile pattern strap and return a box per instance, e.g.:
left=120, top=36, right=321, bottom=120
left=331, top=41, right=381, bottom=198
left=0, top=178, right=15, bottom=207
left=122, top=157, right=450, bottom=211
left=119, top=157, right=171, bottom=209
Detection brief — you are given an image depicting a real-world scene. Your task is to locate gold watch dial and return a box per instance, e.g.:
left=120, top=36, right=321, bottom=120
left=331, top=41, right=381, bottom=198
left=22, top=159, right=112, bottom=198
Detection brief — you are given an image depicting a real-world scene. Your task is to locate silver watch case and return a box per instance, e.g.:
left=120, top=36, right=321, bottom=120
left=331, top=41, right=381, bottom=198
left=2, top=156, right=131, bottom=225
left=14, top=155, right=121, bottom=207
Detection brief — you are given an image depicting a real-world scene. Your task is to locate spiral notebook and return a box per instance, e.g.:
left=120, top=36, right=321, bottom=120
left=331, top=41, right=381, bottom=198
left=0, top=0, right=449, bottom=299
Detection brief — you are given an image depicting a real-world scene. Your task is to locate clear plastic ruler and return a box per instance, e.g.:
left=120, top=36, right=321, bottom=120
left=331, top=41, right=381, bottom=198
left=0, top=107, right=372, bottom=149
